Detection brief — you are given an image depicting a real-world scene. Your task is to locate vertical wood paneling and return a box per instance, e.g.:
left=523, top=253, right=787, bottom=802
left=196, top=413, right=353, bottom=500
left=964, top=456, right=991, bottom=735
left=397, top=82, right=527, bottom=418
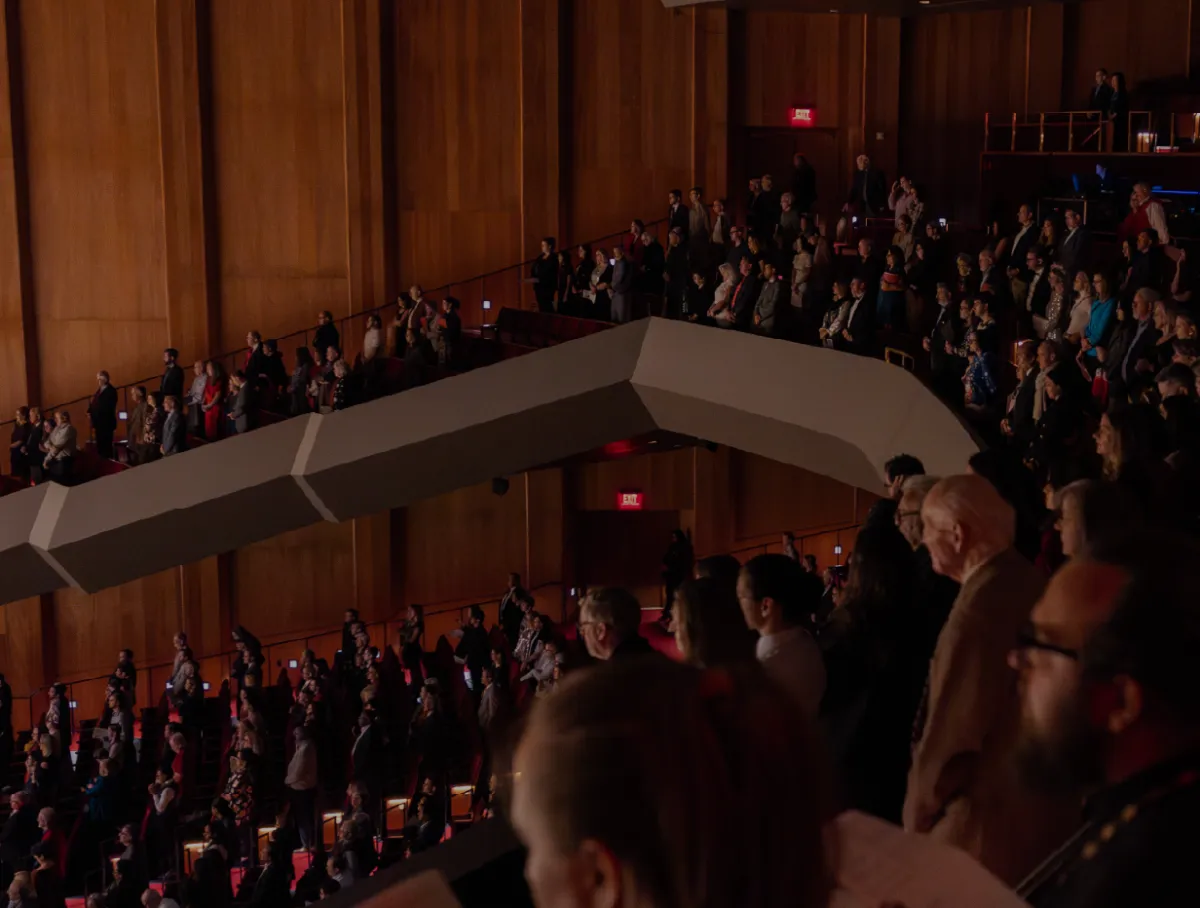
left=567, top=0, right=694, bottom=241
left=21, top=0, right=168, bottom=406
left=395, top=0, right=523, bottom=293
left=0, top=0, right=34, bottom=417
left=520, top=0, right=562, bottom=261
left=208, top=0, right=349, bottom=352
left=155, top=0, right=216, bottom=366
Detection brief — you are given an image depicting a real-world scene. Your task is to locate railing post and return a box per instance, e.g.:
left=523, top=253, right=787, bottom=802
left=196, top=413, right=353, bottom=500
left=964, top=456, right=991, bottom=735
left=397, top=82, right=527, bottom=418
left=1010, top=112, right=1017, bottom=152
left=1127, top=112, right=1132, bottom=152
left=1038, top=112, right=1045, bottom=152
left=1067, top=112, right=1073, bottom=151
left=984, top=111, right=989, bottom=150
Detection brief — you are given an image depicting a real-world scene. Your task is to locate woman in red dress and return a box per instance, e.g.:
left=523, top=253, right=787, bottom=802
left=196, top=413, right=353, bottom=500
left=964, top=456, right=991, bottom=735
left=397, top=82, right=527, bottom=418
left=202, top=361, right=227, bottom=441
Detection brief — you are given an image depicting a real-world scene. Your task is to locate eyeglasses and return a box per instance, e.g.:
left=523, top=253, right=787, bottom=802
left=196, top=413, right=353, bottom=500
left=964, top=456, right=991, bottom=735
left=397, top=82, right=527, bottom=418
left=1014, top=629, right=1079, bottom=661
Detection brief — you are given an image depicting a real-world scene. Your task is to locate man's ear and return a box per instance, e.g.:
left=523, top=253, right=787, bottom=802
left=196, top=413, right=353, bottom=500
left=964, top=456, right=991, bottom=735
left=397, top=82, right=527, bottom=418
left=1104, top=674, right=1145, bottom=735
left=573, top=838, right=624, bottom=908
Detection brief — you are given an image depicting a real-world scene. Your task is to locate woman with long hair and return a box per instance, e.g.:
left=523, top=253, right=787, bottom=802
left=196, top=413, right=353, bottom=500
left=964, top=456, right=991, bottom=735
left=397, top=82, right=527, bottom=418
left=202, top=363, right=226, bottom=441
left=671, top=577, right=756, bottom=667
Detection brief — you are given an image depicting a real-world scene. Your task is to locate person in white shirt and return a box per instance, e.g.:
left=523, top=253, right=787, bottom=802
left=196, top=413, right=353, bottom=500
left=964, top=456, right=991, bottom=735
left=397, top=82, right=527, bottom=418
left=285, top=725, right=318, bottom=850
left=520, top=639, right=559, bottom=684
left=736, top=554, right=826, bottom=716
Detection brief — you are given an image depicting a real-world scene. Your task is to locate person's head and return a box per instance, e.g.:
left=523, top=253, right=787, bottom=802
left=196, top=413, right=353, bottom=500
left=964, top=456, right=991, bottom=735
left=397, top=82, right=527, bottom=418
left=541, top=236, right=556, bottom=257
left=1018, top=203, right=1033, bottom=226
left=895, top=474, right=941, bottom=550
left=1137, top=228, right=1153, bottom=253
left=857, top=237, right=872, bottom=259
left=578, top=588, right=642, bottom=660
left=883, top=454, right=925, bottom=500
left=729, top=225, right=743, bottom=245
left=1157, top=362, right=1195, bottom=400
left=955, top=253, right=972, bottom=277
left=972, top=295, right=992, bottom=321
left=856, top=153, right=869, bottom=171
left=1037, top=339, right=1060, bottom=371
left=760, top=260, right=775, bottom=280
left=1025, top=249, right=1043, bottom=273
left=712, top=197, right=725, bottom=214
left=164, top=395, right=178, bottom=413
left=1054, top=480, right=1140, bottom=560
left=119, top=823, right=135, bottom=845
left=1064, top=208, right=1081, bottom=231
left=921, top=474, right=1016, bottom=582
left=1048, top=265, right=1066, bottom=292
left=163, top=347, right=178, bottom=365
left=693, top=554, right=741, bottom=585
left=850, top=277, right=865, bottom=299
left=761, top=174, right=774, bottom=191
left=1094, top=67, right=1108, bottom=86
left=672, top=577, right=757, bottom=667
left=347, top=781, right=366, bottom=810
left=1095, top=404, right=1166, bottom=480
left=801, top=553, right=817, bottom=574
left=1012, top=532, right=1200, bottom=793
left=612, top=245, right=624, bottom=261
left=667, top=189, right=681, bottom=206
left=169, top=732, right=185, bottom=753
left=1175, top=311, right=1197, bottom=341
left=738, top=256, right=753, bottom=278
left=689, top=186, right=703, bottom=204
left=592, top=248, right=607, bottom=268
left=143, top=889, right=164, bottom=908
left=55, top=410, right=69, bottom=426
left=668, top=228, right=681, bottom=247
left=36, top=807, right=53, bottom=831
left=511, top=659, right=832, bottom=908
left=737, top=554, right=822, bottom=637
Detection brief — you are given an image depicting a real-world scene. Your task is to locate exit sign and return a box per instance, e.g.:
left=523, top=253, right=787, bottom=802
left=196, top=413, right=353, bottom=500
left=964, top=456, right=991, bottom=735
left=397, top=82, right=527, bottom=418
left=617, top=491, right=644, bottom=511
left=789, top=107, right=817, bottom=128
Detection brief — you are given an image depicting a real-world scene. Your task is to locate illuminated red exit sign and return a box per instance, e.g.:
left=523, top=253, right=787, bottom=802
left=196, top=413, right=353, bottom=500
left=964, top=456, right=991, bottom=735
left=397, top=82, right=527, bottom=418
left=789, top=107, right=817, bottom=128
left=617, top=491, right=644, bottom=511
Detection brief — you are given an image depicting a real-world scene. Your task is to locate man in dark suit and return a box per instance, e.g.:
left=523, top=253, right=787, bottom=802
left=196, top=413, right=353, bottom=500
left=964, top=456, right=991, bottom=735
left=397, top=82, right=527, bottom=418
left=639, top=230, right=666, bottom=299
left=350, top=712, right=385, bottom=820
left=724, top=226, right=749, bottom=272
left=1058, top=208, right=1092, bottom=280
left=87, top=370, right=118, bottom=459
left=610, top=245, right=635, bottom=325
left=1107, top=288, right=1162, bottom=400
left=1001, top=341, right=1039, bottom=451
left=227, top=371, right=255, bottom=435
left=499, top=573, right=531, bottom=647
left=1088, top=67, right=1112, bottom=115
left=844, top=154, right=887, bottom=217
left=161, top=395, right=187, bottom=457
left=667, top=189, right=689, bottom=239
left=728, top=257, right=761, bottom=331
left=1005, top=204, right=1038, bottom=273
left=1024, top=249, right=1052, bottom=322
left=977, top=248, right=1011, bottom=311
left=791, top=153, right=817, bottom=214
left=923, top=284, right=963, bottom=400
left=854, top=238, right=884, bottom=296
left=160, top=348, right=184, bottom=401
left=839, top=278, right=875, bottom=355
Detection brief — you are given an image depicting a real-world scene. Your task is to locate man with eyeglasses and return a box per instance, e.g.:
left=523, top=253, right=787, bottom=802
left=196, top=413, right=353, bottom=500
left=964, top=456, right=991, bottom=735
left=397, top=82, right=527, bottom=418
left=904, top=474, right=1078, bottom=886
left=1010, top=532, right=1200, bottom=907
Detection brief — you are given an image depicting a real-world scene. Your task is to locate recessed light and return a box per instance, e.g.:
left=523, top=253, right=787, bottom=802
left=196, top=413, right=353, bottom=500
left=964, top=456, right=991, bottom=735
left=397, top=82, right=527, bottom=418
left=919, top=1, right=931, bottom=5
left=829, top=7, right=838, bottom=11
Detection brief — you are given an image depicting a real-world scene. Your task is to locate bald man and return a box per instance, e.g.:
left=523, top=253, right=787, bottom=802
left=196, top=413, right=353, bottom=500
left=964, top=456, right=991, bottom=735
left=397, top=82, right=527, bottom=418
left=1013, top=532, right=1200, bottom=907
left=904, top=475, right=1077, bottom=885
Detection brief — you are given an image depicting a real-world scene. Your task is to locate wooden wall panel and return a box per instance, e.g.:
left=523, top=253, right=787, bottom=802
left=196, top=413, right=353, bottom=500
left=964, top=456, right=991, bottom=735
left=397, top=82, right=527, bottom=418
left=21, top=0, right=168, bottom=407
left=401, top=477, right=530, bottom=607
left=731, top=450, right=858, bottom=542
left=395, top=0, right=523, bottom=293
left=567, top=0, right=695, bottom=242
left=743, top=14, right=850, bottom=130
left=52, top=570, right=180, bottom=682
left=208, top=0, right=349, bottom=352
left=570, top=447, right=695, bottom=512
left=1063, top=0, right=1191, bottom=106
left=898, top=8, right=1030, bottom=223
left=230, top=520, right=355, bottom=640
left=0, top=2, right=33, bottom=417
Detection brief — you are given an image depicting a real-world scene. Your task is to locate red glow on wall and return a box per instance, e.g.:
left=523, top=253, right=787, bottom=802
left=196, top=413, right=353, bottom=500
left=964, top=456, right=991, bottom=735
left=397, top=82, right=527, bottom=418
left=617, top=491, right=644, bottom=511
left=789, top=107, right=817, bottom=128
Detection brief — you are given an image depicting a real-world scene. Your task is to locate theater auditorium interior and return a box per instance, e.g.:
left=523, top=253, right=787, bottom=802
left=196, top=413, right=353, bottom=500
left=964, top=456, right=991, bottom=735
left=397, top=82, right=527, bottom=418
left=0, top=0, right=1196, bottom=905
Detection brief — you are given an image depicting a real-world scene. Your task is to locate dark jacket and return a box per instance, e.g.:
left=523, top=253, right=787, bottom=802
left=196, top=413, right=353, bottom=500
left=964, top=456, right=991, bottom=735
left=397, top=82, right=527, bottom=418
left=840, top=294, right=875, bottom=355
left=313, top=323, right=340, bottom=360
left=846, top=167, right=888, bottom=216
left=228, top=384, right=255, bottom=435
left=1, top=803, right=38, bottom=868
left=162, top=410, right=187, bottom=456
left=1058, top=227, right=1092, bottom=279
left=161, top=363, right=185, bottom=400
left=88, top=385, right=118, bottom=432
left=610, top=634, right=656, bottom=661
left=668, top=203, right=689, bottom=239
left=1007, top=368, right=1040, bottom=448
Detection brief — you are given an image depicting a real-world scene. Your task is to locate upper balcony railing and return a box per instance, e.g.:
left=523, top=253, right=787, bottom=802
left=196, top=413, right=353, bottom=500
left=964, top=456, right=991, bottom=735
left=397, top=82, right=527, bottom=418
left=981, top=109, right=1190, bottom=154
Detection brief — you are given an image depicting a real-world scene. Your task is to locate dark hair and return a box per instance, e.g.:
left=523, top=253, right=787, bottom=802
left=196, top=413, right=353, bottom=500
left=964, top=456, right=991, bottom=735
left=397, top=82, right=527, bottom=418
left=694, top=554, right=741, bottom=585
left=669, top=188, right=683, bottom=198
left=1111, top=71, right=1127, bottom=92
left=672, top=577, right=757, bottom=668
left=1105, top=403, right=1168, bottom=478
left=740, top=554, right=823, bottom=628
left=690, top=186, right=703, bottom=195
left=883, top=454, right=925, bottom=483
left=542, top=237, right=556, bottom=252
left=320, top=879, right=342, bottom=896
left=802, top=553, right=817, bottom=572
left=1065, top=480, right=1143, bottom=548
left=1082, top=531, right=1200, bottom=722
left=164, top=347, right=178, bottom=360
left=1156, top=362, right=1195, bottom=391
left=837, top=526, right=915, bottom=623
left=632, top=219, right=645, bottom=232
left=295, top=347, right=314, bottom=368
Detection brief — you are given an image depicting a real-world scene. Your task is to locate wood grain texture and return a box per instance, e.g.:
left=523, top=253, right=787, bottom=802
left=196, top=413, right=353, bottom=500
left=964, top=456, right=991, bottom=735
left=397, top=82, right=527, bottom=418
left=394, top=0, right=523, bottom=294
left=566, top=0, right=694, bottom=241
left=208, top=0, right=349, bottom=352
left=21, top=0, right=168, bottom=407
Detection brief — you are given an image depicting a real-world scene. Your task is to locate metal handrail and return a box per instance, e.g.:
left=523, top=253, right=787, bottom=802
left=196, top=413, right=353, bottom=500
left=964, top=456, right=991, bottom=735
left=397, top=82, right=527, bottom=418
left=984, top=109, right=1155, bottom=153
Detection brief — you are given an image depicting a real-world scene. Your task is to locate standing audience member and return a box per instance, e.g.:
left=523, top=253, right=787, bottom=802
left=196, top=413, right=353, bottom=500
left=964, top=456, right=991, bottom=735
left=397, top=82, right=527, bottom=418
left=736, top=554, right=826, bottom=717
left=906, top=475, right=1077, bottom=885
left=578, top=588, right=654, bottom=662
left=87, top=371, right=118, bottom=460
left=160, top=349, right=184, bottom=401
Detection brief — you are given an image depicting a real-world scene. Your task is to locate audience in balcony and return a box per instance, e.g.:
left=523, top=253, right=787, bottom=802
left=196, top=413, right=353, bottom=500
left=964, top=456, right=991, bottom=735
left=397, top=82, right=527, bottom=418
left=160, top=349, right=184, bottom=403
left=88, top=372, right=118, bottom=461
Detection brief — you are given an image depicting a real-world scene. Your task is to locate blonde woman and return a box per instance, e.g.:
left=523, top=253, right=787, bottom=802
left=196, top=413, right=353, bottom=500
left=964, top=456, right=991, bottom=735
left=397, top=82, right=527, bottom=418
left=791, top=236, right=813, bottom=308
left=1064, top=270, right=1093, bottom=345
left=708, top=262, right=738, bottom=327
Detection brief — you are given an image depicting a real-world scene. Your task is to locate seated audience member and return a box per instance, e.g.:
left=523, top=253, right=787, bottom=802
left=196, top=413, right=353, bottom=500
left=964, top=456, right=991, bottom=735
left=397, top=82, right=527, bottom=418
left=1013, top=533, right=1200, bottom=907
left=143, top=889, right=182, bottom=908
left=511, top=659, right=833, bottom=908
left=671, top=577, right=757, bottom=667
left=578, top=588, right=655, bottom=662
left=906, top=475, right=1078, bottom=884
left=736, top=554, right=826, bottom=716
